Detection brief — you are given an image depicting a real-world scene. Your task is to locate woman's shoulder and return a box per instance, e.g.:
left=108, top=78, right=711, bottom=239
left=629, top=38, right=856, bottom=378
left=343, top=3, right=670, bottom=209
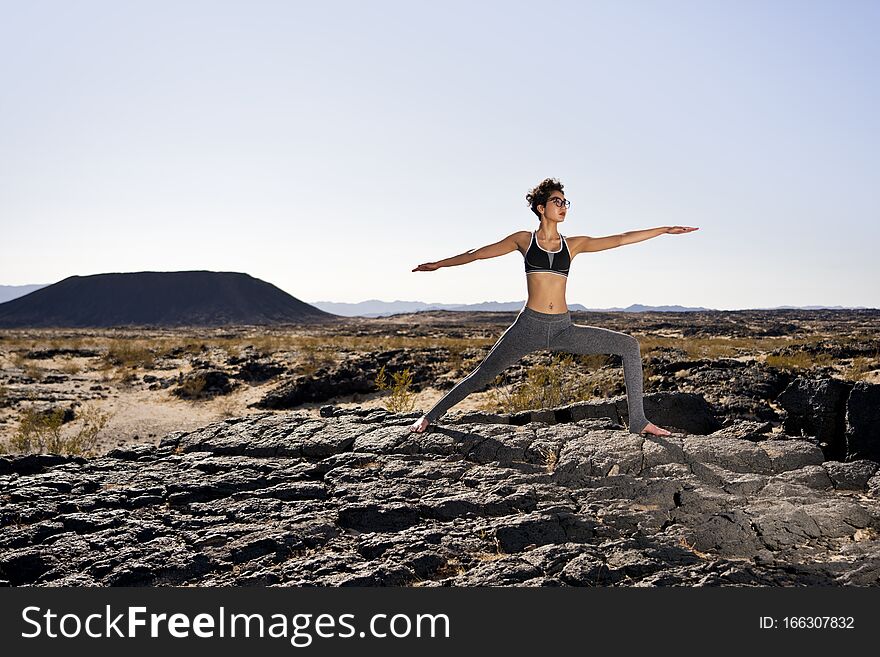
left=512, top=230, right=533, bottom=251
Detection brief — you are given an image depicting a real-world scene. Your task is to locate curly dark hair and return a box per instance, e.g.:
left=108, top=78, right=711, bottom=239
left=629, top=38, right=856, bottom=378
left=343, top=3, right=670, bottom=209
left=525, top=178, right=565, bottom=219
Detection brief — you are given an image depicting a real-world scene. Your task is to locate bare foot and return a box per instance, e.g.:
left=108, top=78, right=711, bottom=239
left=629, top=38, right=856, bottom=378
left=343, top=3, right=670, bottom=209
left=409, top=416, right=430, bottom=433
left=640, top=422, right=672, bottom=437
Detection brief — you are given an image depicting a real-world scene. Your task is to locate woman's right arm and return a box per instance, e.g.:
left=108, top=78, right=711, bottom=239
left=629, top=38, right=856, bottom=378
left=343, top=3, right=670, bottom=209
left=412, top=231, right=525, bottom=272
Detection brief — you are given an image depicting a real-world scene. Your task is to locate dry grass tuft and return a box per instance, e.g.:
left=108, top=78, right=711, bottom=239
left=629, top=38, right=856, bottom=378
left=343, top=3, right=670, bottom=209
left=482, top=353, right=596, bottom=414
left=842, top=356, right=879, bottom=382
left=537, top=444, right=560, bottom=473
left=294, top=343, right=336, bottom=376
left=176, top=374, right=207, bottom=399
left=764, top=351, right=836, bottom=371
left=677, top=535, right=712, bottom=559
left=375, top=365, right=416, bottom=413
left=5, top=404, right=110, bottom=456
left=433, top=556, right=467, bottom=578
left=60, top=358, right=83, bottom=375
left=103, top=341, right=157, bottom=369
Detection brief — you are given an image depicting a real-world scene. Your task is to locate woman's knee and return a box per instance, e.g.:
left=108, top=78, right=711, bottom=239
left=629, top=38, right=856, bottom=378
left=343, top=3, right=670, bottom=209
left=617, top=333, right=640, bottom=356
left=470, top=351, right=518, bottom=385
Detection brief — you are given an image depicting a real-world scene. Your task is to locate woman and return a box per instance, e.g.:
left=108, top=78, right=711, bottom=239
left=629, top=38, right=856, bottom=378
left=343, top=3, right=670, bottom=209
left=409, top=177, right=698, bottom=436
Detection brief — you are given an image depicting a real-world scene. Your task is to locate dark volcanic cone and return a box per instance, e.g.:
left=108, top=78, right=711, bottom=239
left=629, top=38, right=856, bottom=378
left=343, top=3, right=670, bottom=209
left=0, top=271, right=337, bottom=327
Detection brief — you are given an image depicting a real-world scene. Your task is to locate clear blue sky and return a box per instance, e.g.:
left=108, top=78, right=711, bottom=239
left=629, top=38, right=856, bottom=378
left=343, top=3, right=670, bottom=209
left=1, top=0, right=877, bottom=309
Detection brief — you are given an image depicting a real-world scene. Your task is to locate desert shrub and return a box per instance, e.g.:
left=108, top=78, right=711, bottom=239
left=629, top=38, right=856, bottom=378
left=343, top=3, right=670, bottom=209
left=244, top=335, right=296, bottom=356
left=578, top=368, right=627, bottom=399
left=60, top=358, right=82, bottom=375
left=842, top=357, right=879, bottom=382
left=290, top=333, right=491, bottom=355
left=176, top=373, right=207, bottom=399
left=445, top=345, right=464, bottom=372
left=535, top=443, right=560, bottom=473
left=104, top=341, right=156, bottom=369
left=218, top=340, right=242, bottom=361
left=214, top=395, right=239, bottom=418
left=375, top=365, right=416, bottom=413
left=24, top=362, right=45, bottom=381
left=116, top=369, right=140, bottom=386
left=765, top=351, right=835, bottom=371
left=7, top=404, right=109, bottom=456
left=483, top=354, right=593, bottom=413
left=10, top=351, right=45, bottom=380
left=295, top=344, right=336, bottom=376
left=179, top=341, right=209, bottom=356
left=639, top=335, right=801, bottom=360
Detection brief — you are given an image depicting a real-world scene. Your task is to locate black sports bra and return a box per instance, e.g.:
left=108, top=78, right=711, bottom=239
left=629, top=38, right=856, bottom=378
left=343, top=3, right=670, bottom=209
left=524, top=230, right=571, bottom=278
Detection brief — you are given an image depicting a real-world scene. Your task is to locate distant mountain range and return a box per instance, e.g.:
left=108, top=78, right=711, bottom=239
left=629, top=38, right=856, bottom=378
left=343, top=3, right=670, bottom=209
left=0, top=283, right=872, bottom=322
left=0, top=273, right=336, bottom=327
left=307, top=300, right=874, bottom=317
left=309, top=300, right=715, bottom=317
left=0, top=284, right=46, bottom=304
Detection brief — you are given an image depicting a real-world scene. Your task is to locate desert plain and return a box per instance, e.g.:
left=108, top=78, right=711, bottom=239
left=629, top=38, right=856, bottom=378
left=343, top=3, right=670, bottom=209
left=1, top=308, right=877, bottom=456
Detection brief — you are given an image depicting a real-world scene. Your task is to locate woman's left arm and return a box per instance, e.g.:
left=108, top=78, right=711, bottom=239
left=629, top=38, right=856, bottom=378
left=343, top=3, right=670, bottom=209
left=620, top=225, right=698, bottom=246
left=569, top=226, right=699, bottom=255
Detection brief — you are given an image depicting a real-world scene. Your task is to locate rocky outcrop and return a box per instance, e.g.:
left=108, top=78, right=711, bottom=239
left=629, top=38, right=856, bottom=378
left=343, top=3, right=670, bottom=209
left=251, top=349, right=447, bottom=409
left=222, top=346, right=288, bottom=383
left=432, top=392, right=720, bottom=435
left=172, top=370, right=237, bottom=399
left=777, top=378, right=879, bottom=462
left=777, top=378, right=852, bottom=459
left=769, top=340, right=880, bottom=360
left=846, top=382, right=880, bottom=463
left=231, top=359, right=287, bottom=383
left=649, top=358, right=793, bottom=424
left=1, top=407, right=878, bottom=587
left=252, top=363, right=375, bottom=409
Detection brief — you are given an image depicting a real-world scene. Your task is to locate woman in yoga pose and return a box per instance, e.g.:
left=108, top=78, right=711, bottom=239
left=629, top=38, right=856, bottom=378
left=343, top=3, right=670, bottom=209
left=409, top=177, right=698, bottom=435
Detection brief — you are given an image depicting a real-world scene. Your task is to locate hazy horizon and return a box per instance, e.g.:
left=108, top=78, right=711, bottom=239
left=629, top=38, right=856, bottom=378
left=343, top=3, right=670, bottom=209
left=0, top=279, right=875, bottom=313
left=2, top=1, right=878, bottom=310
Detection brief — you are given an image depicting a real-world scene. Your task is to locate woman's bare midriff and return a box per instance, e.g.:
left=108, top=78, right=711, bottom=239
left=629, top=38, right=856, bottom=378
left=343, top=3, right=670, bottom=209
left=525, top=273, right=568, bottom=313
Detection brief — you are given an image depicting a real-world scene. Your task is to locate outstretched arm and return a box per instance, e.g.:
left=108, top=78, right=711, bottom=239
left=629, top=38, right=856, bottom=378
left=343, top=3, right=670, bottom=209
left=569, top=226, right=698, bottom=256
left=412, top=231, right=525, bottom=272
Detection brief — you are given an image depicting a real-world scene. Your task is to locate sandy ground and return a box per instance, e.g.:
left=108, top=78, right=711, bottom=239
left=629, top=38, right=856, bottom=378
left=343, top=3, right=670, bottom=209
left=0, top=351, right=496, bottom=454
left=95, top=384, right=490, bottom=452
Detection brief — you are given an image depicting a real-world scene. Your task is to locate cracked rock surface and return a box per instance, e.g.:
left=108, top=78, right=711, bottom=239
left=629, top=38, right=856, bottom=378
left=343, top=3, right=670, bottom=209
left=1, top=410, right=879, bottom=587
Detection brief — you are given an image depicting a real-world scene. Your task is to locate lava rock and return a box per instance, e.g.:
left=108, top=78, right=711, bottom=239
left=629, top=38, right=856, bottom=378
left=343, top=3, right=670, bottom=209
left=446, top=392, right=717, bottom=435
left=2, top=412, right=879, bottom=587
left=172, top=370, right=236, bottom=399
left=776, top=377, right=852, bottom=460
left=845, top=382, right=880, bottom=463
left=823, top=460, right=879, bottom=491
left=233, top=359, right=287, bottom=383
left=24, top=348, right=100, bottom=360
left=253, top=349, right=481, bottom=410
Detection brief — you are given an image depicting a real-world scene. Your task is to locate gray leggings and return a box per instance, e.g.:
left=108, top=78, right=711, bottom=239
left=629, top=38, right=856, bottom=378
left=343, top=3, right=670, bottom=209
left=424, top=306, right=650, bottom=433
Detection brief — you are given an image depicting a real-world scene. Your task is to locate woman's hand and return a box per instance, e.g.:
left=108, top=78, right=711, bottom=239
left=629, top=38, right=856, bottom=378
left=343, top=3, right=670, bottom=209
left=412, top=262, right=441, bottom=272
left=665, top=226, right=699, bottom=234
